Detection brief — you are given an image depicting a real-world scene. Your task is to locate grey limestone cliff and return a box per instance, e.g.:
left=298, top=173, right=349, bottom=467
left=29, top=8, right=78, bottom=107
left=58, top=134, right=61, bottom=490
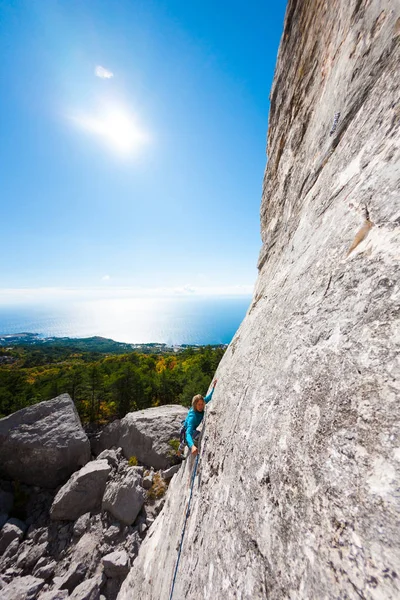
left=119, top=0, right=400, bottom=598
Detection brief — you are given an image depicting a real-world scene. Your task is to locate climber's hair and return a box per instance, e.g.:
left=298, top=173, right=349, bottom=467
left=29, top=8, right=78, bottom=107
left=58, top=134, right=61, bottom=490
left=192, top=394, right=204, bottom=409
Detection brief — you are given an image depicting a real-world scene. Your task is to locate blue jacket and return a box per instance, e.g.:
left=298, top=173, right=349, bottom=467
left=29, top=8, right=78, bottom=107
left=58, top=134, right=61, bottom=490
left=184, top=388, right=214, bottom=448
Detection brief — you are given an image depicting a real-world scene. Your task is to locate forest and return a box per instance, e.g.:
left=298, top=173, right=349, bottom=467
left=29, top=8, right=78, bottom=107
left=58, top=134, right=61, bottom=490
left=0, top=343, right=225, bottom=423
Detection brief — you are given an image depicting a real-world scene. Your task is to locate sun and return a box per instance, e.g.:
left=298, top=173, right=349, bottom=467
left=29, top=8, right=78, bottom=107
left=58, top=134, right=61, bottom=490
left=72, top=107, right=149, bottom=154
left=98, top=110, right=146, bottom=152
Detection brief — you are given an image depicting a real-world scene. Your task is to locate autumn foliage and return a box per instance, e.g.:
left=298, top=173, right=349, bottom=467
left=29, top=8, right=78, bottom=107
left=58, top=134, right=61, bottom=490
left=0, top=345, right=224, bottom=424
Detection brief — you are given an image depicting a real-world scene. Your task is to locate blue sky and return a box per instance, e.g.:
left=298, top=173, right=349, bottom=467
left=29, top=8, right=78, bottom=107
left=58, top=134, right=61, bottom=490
left=0, top=0, right=287, bottom=302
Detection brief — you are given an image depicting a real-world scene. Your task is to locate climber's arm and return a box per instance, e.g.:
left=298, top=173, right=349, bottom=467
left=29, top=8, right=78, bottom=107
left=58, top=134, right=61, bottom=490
left=204, top=379, right=217, bottom=404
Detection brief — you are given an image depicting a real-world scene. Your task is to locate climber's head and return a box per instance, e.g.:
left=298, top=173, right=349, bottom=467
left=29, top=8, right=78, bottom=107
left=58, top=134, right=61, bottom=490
left=192, top=394, right=205, bottom=412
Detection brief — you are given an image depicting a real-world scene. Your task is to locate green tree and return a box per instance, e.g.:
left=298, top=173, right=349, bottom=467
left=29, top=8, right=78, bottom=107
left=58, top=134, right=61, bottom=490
left=65, top=367, right=84, bottom=403
left=0, top=370, right=28, bottom=415
left=86, top=365, right=103, bottom=423
left=112, top=365, right=146, bottom=417
left=178, top=365, right=210, bottom=407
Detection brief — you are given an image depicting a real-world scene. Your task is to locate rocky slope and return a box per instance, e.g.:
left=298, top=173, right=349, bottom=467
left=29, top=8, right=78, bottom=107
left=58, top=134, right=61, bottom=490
left=118, top=0, right=400, bottom=598
left=0, top=396, right=185, bottom=599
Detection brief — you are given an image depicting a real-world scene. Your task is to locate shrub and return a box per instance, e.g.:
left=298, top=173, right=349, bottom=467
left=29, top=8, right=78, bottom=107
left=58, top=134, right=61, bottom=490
left=168, top=438, right=180, bottom=453
left=147, top=472, right=167, bottom=501
left=167, top=437, right=183, bottom=463
left=128, top=456, right=138, bottom=467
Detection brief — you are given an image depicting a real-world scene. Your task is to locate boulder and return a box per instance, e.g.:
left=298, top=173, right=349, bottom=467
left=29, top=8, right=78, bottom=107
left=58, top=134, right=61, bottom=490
left=16, top=541, right=47, bottom=570
left=161, top=464, right=181, bottom=480
left=102, top=550, right=129, bottom=578
left=57, top=561, right=87, bottom=593
left=0, top=394, right=90, bottom=488
left=116, top=406, right=187, bottom=469
left=102, top=469, right=146, bottom=525
left=1, top=574, right=44, bottom=600
left=70, top=574, right=103, bottom=600
left=0, top=537, right=20, bottom=566
left=27, top=526, right=48, bottom=545
left=103, top=524, right=122, bottom=544
left=0, top=519, right=25, bottom=554
left=72, top=531, right=102, bottom=576
left=96, top=449, right=120, bottom=469
left=50, top=460, right=111, bottom=521
left=38, top=591, right=69, bottom=600
left=73, top=513, right=91, bottom=538
left=32, top=557, right=56, bottom=580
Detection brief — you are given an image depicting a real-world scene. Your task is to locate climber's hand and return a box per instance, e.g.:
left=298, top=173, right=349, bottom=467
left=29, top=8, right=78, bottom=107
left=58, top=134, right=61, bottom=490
left=191, top=446, right=198, bottom=456
left=213, top=379, right=217, bottom=387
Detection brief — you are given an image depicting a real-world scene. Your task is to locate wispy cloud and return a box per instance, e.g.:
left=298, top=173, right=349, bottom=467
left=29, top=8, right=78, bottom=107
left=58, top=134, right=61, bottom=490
left=95, top=65, right=114, bottom=79
left=101, top=275, right=111, bottom=281
left=173, top=284, right=196, bottom=295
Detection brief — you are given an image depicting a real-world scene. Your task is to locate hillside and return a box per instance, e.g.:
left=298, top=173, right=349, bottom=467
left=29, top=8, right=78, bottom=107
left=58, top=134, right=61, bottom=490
left=0, top=341, right=224, bottom=421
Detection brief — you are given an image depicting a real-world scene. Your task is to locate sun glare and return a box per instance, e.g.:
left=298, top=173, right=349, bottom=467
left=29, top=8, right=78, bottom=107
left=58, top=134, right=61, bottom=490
left=100, top=110, right=146, bottom=152
left=73, top=107, right=149, bottom=154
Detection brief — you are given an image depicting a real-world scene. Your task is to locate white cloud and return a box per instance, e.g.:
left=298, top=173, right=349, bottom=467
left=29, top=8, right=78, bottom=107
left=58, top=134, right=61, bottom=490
left=101, top=275, right=111, bottom=281
left=95, top=65, right=114, bottom=79
left=173, top=284, right=196, bottom=295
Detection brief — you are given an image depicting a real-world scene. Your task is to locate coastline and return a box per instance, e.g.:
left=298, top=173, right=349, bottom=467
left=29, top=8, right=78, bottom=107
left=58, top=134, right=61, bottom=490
left=0, top=332, right=228, bottom=354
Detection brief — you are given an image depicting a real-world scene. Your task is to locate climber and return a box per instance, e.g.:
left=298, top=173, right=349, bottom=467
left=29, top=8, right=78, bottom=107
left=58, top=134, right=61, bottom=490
left=177, top=379, right=217, bottom=457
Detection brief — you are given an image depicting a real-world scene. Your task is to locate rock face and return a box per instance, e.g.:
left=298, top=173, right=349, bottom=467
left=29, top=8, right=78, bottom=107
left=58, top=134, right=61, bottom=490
left=96, top=405, right=187, bottom=469
left=118, top=1, right=400, bottom=599
left=0, top=394, right=90, bottom=488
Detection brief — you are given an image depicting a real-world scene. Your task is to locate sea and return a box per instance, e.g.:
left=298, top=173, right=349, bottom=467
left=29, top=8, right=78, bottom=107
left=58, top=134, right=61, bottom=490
left=0, top=296, right=252, bottom=346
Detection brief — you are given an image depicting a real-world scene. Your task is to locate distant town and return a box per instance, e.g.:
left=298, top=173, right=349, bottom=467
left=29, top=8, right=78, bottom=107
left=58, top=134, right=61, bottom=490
left=0, top=332, right=228, bottom=354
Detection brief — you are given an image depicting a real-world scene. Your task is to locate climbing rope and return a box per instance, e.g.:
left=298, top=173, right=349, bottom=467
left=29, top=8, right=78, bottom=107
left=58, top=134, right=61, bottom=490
left=168, top=452, right=200, bottom=600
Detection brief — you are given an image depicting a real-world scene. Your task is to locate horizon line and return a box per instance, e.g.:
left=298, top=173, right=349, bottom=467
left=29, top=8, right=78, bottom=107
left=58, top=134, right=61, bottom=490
left=0, top=284, right=254, bottom=305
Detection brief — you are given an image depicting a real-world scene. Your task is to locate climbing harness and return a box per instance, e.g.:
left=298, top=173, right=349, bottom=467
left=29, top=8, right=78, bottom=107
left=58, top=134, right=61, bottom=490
left=179, top=421, right=186, bottom=445
left=177, top=421, right=187, bottom=455
left=168, top=453, right=200, bottom=600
